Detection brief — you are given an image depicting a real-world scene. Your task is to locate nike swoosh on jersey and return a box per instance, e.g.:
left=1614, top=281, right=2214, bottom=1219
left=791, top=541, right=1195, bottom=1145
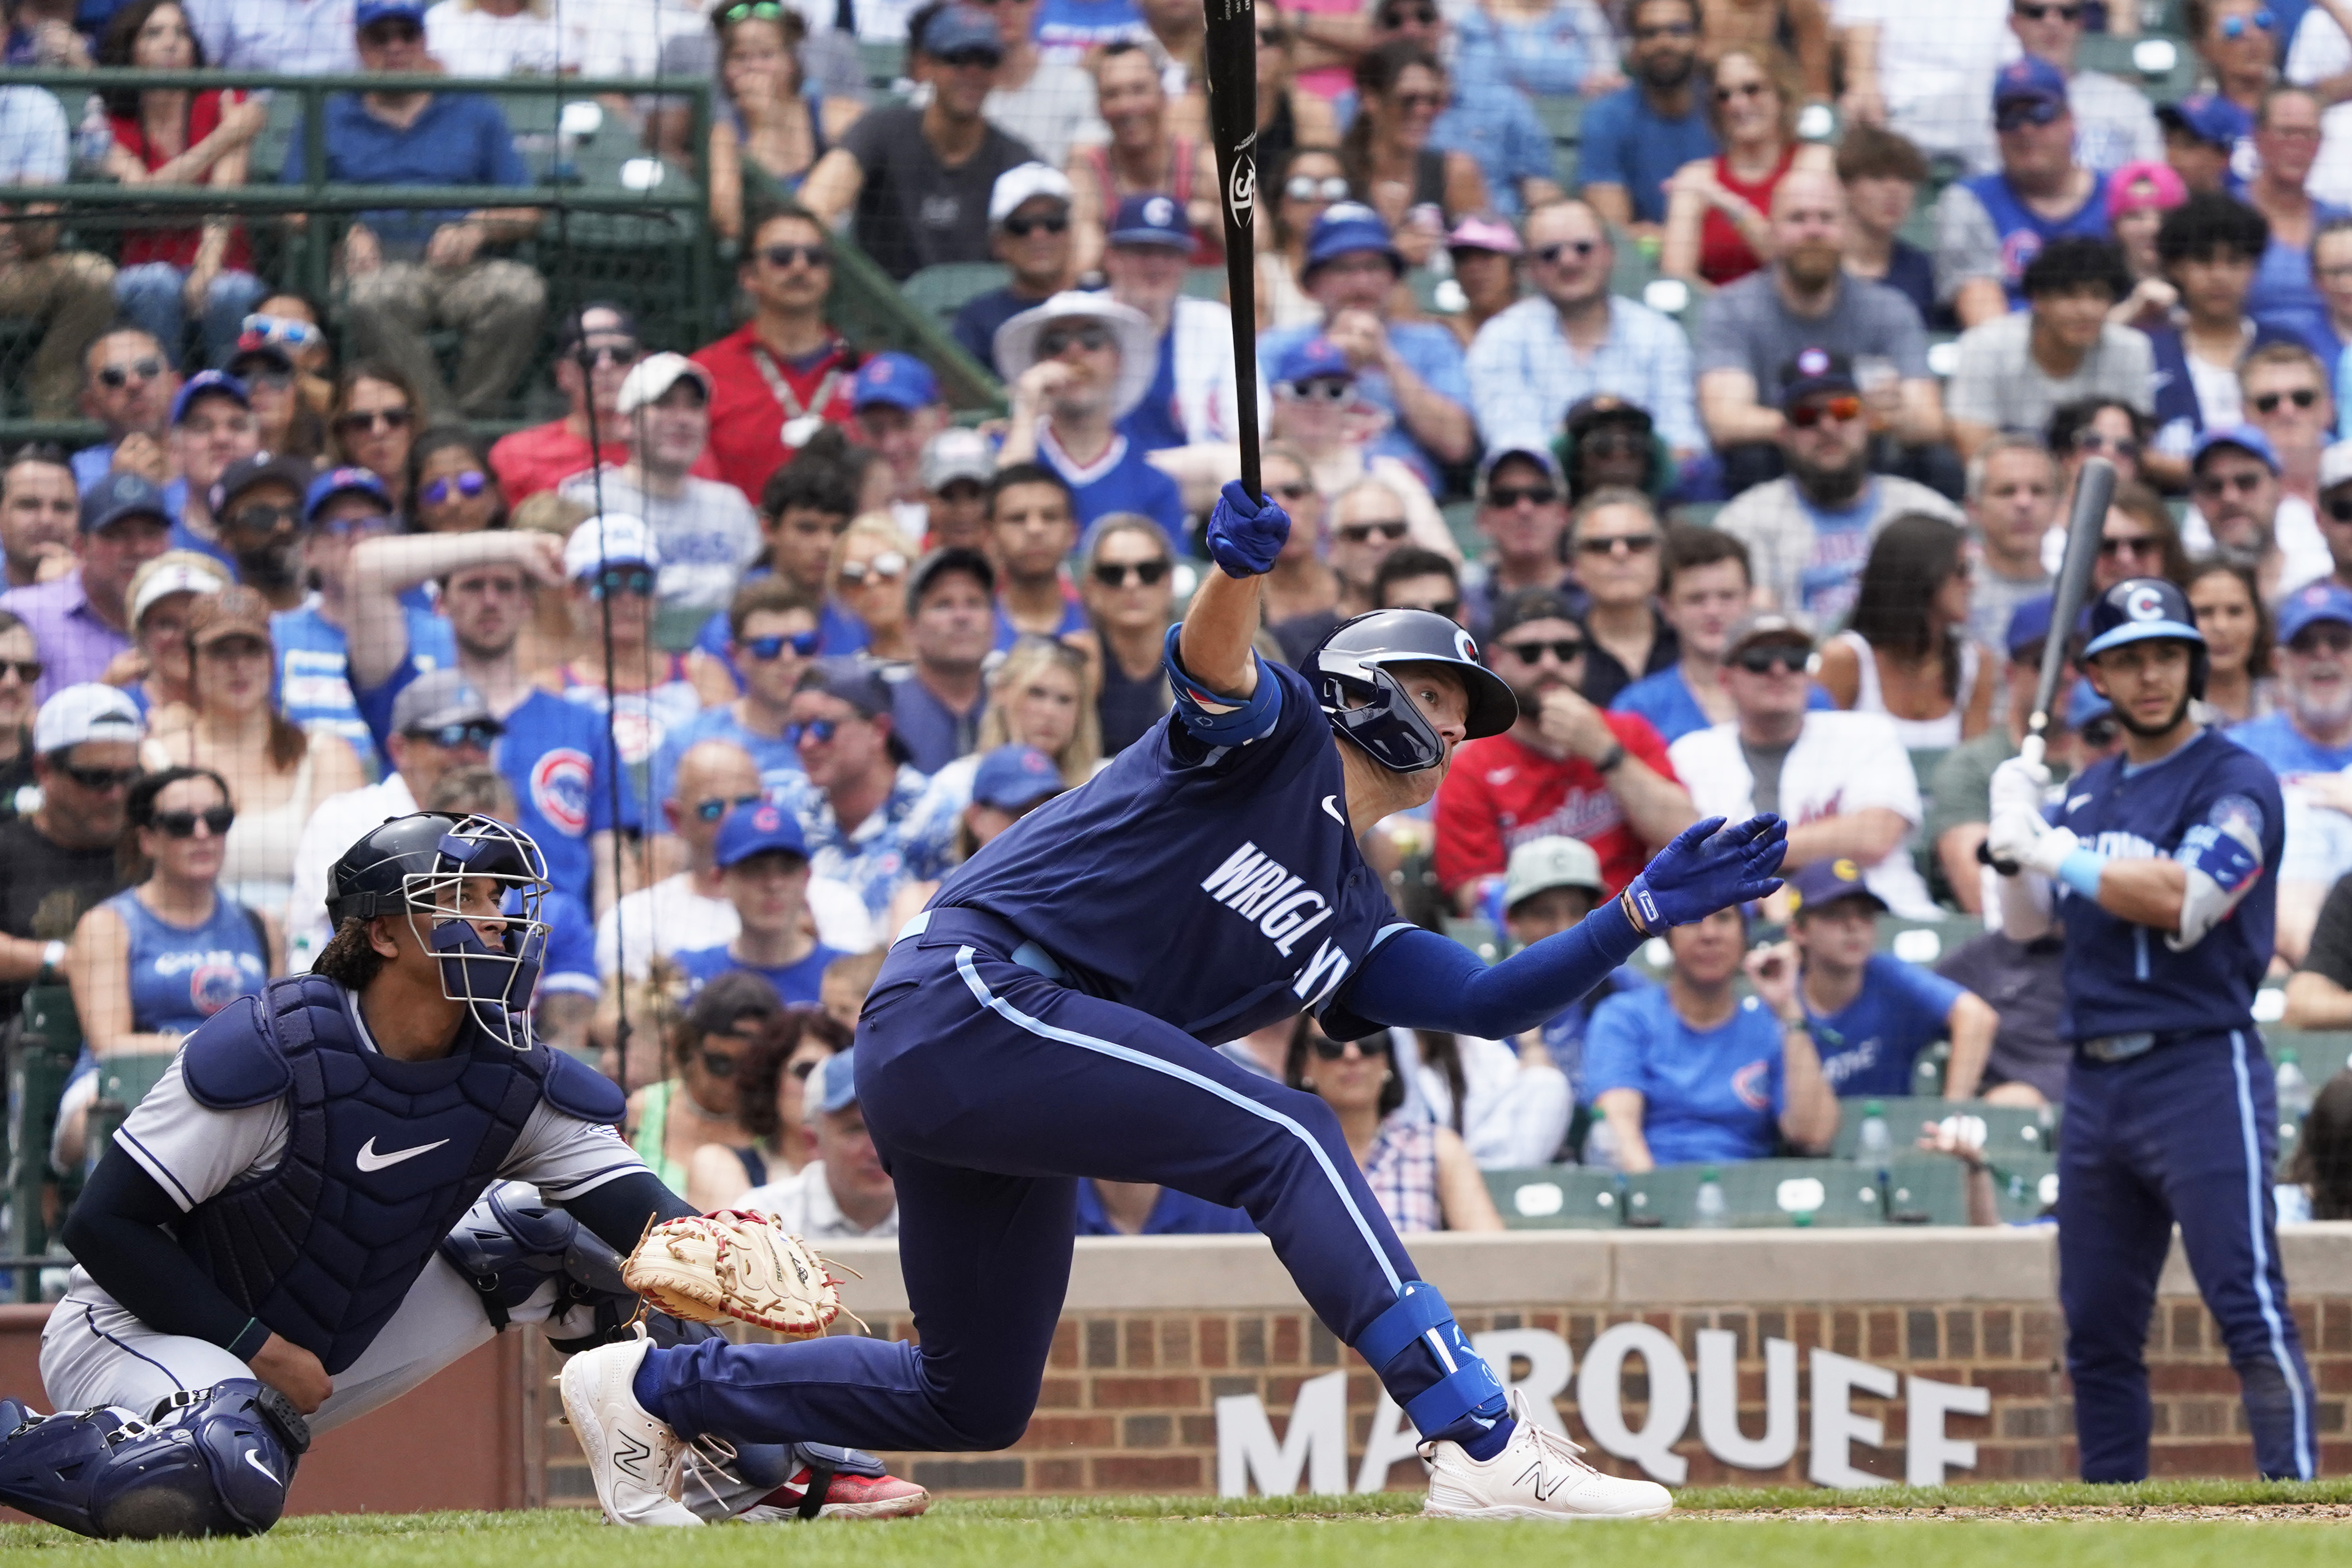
left=1321, top=795, right=1346, bottom=825
left=355, top=1135, right=451, bottom=1172
left=2068, top=794, right=2092, bottom=812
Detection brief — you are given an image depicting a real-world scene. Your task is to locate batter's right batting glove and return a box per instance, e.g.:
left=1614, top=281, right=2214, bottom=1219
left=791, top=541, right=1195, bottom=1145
left=1205, top=479, right=1292, bottom=577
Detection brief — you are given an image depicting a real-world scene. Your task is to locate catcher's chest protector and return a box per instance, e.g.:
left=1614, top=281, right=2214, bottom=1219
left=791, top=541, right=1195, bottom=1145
left=176, top=975, right=558, bottom=1374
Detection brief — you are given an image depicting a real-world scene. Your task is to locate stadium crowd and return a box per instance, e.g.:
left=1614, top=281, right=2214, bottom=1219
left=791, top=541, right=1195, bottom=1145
left=14, top=0, right=2352, bottom=1246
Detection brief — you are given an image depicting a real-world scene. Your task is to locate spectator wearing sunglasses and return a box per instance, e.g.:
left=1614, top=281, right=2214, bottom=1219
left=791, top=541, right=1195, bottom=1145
left=54, top=766, right=272, bottom=1173
left=1283, top=1015, right=1503, bottom=1233
left=1080, top=512, right=1178, bottom=753
left=655, top=582, right=823, bottom=825
left=1262, top=148, right=1352, bottom=331
left=1465, top=199, right=1703, bottom=464
left=1948, top=237, right=2150, bottom=463
left=409, top=425, right=508, bottom=536
left=819, top=512, right=920, bottom=661
left=1433, top=585, right=1692, bottom=910
left=225, top=334, right=323, bottom=465
left=1668, top=609, right=1940, bottom=917
left=1958, top=0, right=2163, bottom=181
left=2049, top=395, right=2153, bottom=494
left=3, top=472, right=175, bottom=703
left=1576, top=0, right=1716, bottom=236
left=1935, top=61, right=2113, bottom=331
left=2317, top=438, right=2352, bottom=590
left=0, top=609, right=39, bottom=813
left=738, top=1047, right=900, bottom=1238
left=494, top=306, right=665, bottom=505
left=2228, top=582, right=2352, bottom=961
left=690, top=210, right=859, bottom=503
left=1662, top=43, right=1830, bottom=290
left=1567, top=489, right=1678, bottom=707
left=684, top=1002, right=853, bottom=1210
left=673, top=802, right=850, bottom=1006
left=2183, top=424, right=2335, bottom=597
left=1267, top=474, right=1418, bottom=667
left=1714, top=350, right=1963, bottom=627
left=773, top=658, right=952, bottom=919
left=2241, top=341, right=2339, bottom=507
left=994, top=293, right=1187, bottom=538
left=69, top=328, right=181, bottom=497
left=626, top=969, right=782, bottom=1195
left=325, top=361, right=421, bottom=517
left=955, top=165, right=1082, bottom=376
left=1612, top=523, right=1836, bottom=744
left=2192, top=0, right=2282, bottom=117
left=0, top=685, right=144, bottom=1026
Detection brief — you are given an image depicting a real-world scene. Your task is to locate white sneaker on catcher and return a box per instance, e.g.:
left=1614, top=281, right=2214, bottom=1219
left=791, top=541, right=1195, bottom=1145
left=1420, top=1389, right=1673, bottom=1521
left=559, top=1337, right=702, bottom=1527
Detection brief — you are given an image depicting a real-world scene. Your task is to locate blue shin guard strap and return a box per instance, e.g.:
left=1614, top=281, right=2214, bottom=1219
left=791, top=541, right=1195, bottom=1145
left=1405, top=1361, right=1510, bottom=1438
left=1355, top=1280, right=1454, bottom=1375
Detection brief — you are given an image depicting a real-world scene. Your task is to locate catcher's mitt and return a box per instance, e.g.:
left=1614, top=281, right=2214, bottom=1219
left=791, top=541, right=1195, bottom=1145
left=621, top=1211, right=852, bottom=1337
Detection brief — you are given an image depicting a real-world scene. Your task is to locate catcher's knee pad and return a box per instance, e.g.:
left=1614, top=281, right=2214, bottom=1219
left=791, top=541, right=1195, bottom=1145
left=1356, top=1281, right=1506, bottom=1438
left=442, top=1180, right=654, bottom=1352
left=0, top=1379, right=309, bottom=1540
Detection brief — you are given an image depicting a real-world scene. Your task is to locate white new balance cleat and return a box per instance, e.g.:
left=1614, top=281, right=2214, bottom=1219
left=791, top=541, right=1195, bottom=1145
left=559, top=1337, right=703, bottom=1527
left=1420, top=1389, right=1673, bottom=1521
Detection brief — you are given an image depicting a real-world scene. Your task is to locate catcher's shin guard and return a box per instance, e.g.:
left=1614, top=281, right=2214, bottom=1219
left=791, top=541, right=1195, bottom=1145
left=0, top=1380, right=310, bottom=1540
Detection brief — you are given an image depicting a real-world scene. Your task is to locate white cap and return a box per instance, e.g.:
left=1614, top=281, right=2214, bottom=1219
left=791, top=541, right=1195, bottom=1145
left=2323, top=439, right=2352, bottom=494
left=33, top=682, right=145, bottom=755
left=921, top=426, right=997, bottom=491
left=616, top=351, right=714, bottom=417
left=989, top=161, right=1074, bottom=225
left=564, top=514, right=662, bottom=580
left=129, top=557, right=230, bottom=627
left=1501, top=835, right=1604, bottom=911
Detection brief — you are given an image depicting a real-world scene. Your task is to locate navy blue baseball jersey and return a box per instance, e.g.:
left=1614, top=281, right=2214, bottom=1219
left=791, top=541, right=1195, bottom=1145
left=934, top=659, right=1405, bottom=1043
left=2048, top=727, right=2282, bottom=1040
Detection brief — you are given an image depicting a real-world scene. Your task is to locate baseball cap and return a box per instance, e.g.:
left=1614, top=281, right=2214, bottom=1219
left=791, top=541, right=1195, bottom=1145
left=916, top=4, right=1001, bottom=58
left=169, top=370, right=248, bottom=426
left=797, top=657, right=894, bottom=719
left=304, top=465, right=391, bottom=523
left=127, top=553, right=230, bottom=628
left=615, top=351, right=711, bottom=417
left=2004, top=594, right=2056, bottom=658
left=33, top=682, right=145, bottom=755
left=971, top=744, right=1065, bottom=811
left=1476, top=445, right=1565, bottom=500
left=2191, top=424, right=2281, bottom=474
left=2158, top=94, right=2250, bottom=150
left=1725, top=609, right=1813, bottom=659
left=1487, top=586, right=1580, bottom=643
left=921, top=426, right=996, bottom=491
left=1778, top=348, right=1857, bottom=410
left=187, top=584, right=274, bottom=650
left=553, top=301, right=640, bottom=354
left=1274, top=336, right=1354, bottom=387
left=1303, top=202, right=1403, bottom=275
left=713, top=800, right=811, bottom=868
left=808, top=1045, right=858, bottom=1118
left=1446, top=215, right=1522, bottom=257
left=989, top=162, right=1074, bottom=225
left=1502, top=836, right=1603, bottom=913
left=1992, top=55, right=2068, bottom=110
left=852, top=352, right=943, bottom=413
left=564, top=514, right=662, bottom=579
left=354, top=0, right=425, bottom=25
left=2107, top=159, right=2187, bottom=220
left=2323, top=439, right=2352, bottom=493
left=209, top=451, right=314, bottom=518
left=1109, top=192, right=1192, bottom=250
left=907, top=545, right=996, bottom=612
left=1785, top=856, right=1887, bottom=917
left=80, top=471, right=171, bottom=535
left=2068, top=682, right=2114, bottom=729
left=390, top=666, right=501, bottom=736
left=2277, top=581, right=2352, bottom=644
left=227, top=334, right=295, bottom=378
left=1565, top=394, right=1654, bottom=442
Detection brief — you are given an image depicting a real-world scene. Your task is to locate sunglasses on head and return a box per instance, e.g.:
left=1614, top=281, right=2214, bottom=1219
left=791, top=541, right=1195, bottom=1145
left=838, top=549, right=908, bottom=584
left=2218, top=7, right=2274, bottom=35
left=742, top=629, right=822, bottom=660
left=718, top=0, right=782, bottom=17
left=1501, top=637, right=1585, bottom=664
left=2254, top=388, right=2320, bottom=413
left=589, top=566, right=656, bottom=599
left=1038, top=324, right=1113, bottom=356
left=2195, top=469, right=2267, bottom=496
left=408, top=719, right=501, bottom=750
left=1996, top=97, right=2064, bottom=132
left=1788, top=394, right=1863, bottom=428
left=1308, top=1031, right=1392, bottom=1060
left=1337, top=519, right=1409, bottom=544
left=1733, top=644, right=1807, bottom=674
left=152, top=805, right=236, bottom=838
left=1487, top=484, right=1558, bottom=509
left=240, top=313, right=320, bottom=348
left=2072, top=429, right=2140, bottom=459
left=1003, top=210, right=1070, bottom=237
left=693, top=792, right=766, bottom=822
left=0, top=658, right=43, bottom=685
left=63, top=765, right=138, bottom=791
left=1092, top=559, right=1170, bottom=588
left=224, top=502, right=298, bottom=535
left=1578, top=532, right=1660, bottom=556
left=99, top=357, right=163, bottom=389
left=336, top=406, right=411, bottom=434
left=419, top=470, right=488, bottom=508
left=788, top=718, right=845, bottom=745
left=2013, top=1, right=2083, bottom=16
left=1286, top=174, right=1352, bottom=203
left=760, top=243, right=831, bottom=270
left=2099, top=533, right=2161, bottom=557
left=1282, top=376, right=1353, bottom=404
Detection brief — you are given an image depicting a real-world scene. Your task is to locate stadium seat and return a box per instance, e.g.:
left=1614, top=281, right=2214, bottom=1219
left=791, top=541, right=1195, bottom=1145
left=2265, top=1029, right=2352, bottom=1085
left=1879, top=914, right=1981, bottom=967
left=81, top=1051, right=179, bottom=1175
left=1833, top=1096, right=2059, bottom=1162
left=1486, top=1166, right=1625, bottom=1228
left=1984, top=1150, right=2057, bottom=1224
left=860, top=37, right=908, bottom=89
left=1182, top=267, right=1228, bottom=301
left=1441, top=917, right=1502, bottom=962
left=1623, top=1158, right=1866, bottom=1227
left=902, top=263, right=1014, bottom=329
left=2075, top=31, right=2198, bottom=101
left=7, top=986, right=85, bottom=1292
left=1881, top=1155, right=1971, bottom=1225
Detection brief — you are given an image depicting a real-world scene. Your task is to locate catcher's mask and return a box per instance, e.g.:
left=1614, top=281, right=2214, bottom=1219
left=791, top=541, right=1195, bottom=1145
left=325, top=811, right=552, bottom=1050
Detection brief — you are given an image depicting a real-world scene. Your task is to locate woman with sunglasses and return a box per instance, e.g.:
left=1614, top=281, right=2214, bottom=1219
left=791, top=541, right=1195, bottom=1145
left=1337, top=42, right=1488, bottom=270
left=684, top=1002, right=853, bottom=1210
left=2191, top=0, right=2277, bottom=114
left=1079, top=513, right=1182, bottom=755
left=1816, top=512, right=1994, bottom=748
left=53, top=766, right=273, bottom=1172
left=1282, top=1016, right=1503, bottom=1232
left=2095, top=482, right=2196, bottom=593
left=0, top=610, right=37, bottom=813
left=627, top=969, right=782, bottom=1196
left=407, top=426, right=509, bottom=535
left=2049, top=396, right=2150, bottom=492
left=707, top=0, right=866, bottom=243
left=328, top=361, right=421, bottom=518
left=826, top=512, right=922, bottom=662
left=228, top=334, right=328, bottom=461
left=1661, top=42, right=1828, bottom=287
left=2188, top=556, right=2279, bottom=723
left=1261, top=145, right=1350, bottom=330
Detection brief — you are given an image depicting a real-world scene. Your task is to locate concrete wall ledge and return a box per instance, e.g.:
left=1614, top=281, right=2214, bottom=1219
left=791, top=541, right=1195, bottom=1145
left=816, top=1223, right=2352, bottom=1317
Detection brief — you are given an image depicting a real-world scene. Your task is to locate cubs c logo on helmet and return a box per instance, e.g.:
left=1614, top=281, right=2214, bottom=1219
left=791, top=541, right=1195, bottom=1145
left=531, top=749, right=594, bottom=836
left=1453, top=628, right=1477, bottom=663
left=2124, top=584, right=2168, bottom=621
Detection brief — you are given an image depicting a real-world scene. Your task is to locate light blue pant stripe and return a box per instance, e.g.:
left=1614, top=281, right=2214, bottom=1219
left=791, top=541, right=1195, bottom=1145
left=2230, top=1030, right=2314, bottom=1480
left=952, top=946, right=1404, bottom=1295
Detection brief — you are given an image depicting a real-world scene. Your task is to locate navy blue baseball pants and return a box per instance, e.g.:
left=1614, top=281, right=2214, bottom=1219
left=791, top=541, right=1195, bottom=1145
left=2057, top=1029, right=2316, bottom=1482
left=634, top=918, right=1470, bottom=1453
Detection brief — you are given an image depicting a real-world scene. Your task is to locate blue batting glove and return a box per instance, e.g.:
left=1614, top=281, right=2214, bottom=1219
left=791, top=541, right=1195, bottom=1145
left=1206, top=479, right=1292, bottom=578
left=1622, top=814, right=1788, bottom=931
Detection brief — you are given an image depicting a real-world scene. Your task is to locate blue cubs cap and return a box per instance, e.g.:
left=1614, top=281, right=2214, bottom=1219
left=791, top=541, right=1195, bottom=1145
left=2158, top=93, right=2251, bottom=150
left=1992, top=55, right=2069, bottom=109
left=2083, top=577, right=2205, bottom=660
left=809, top=1046, right=859, bottom=1118
left=170, top=370, right=250, bottom=426
left=1303, top=202, right=1401, bottom=275
left=2276, top=580, right=2352, bottom=645
left=2005, top=594, right=2055, bottom=658
left=917, top=4, right=1002, bottom=58
left=79, top=471, right=171, bottom=534
left=1275, top=335, right=1354, bottom=386
left=304, top=465, right=391, bottom=522
left=355, top=0, right=426, bottom=25
left=714, top=801, right=810, bottom=868
left=853, top=351, right=941, bottom=413
left=2067, top=681, right=2114, bottom=729
left=1785, top=855, right=1886, bottom=916
left=2191, top=423, right=2280, bottom=474
left=971, top=744, right=1066, bottom=811
left=1109, top=192, right=1192, bottom=250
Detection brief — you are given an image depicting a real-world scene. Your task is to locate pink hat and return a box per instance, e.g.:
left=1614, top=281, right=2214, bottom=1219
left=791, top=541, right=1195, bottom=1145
left=2107, top=160, right=2188, bottom=220
left=1445, top=215, right=1522, bottom=256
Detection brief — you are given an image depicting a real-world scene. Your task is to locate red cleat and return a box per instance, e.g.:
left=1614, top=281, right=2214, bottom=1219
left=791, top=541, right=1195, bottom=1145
left=737, top=1466, right=930, bottom=1522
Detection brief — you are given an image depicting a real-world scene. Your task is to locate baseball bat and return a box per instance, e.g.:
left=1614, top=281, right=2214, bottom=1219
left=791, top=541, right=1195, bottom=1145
left=1201, top=0, right=1262, bottom=503
left=1981, top=454, right=2116, bottom=875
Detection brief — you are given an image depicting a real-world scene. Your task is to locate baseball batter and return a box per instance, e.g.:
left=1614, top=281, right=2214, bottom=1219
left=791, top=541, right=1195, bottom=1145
left=562, top=483, right=1789, bottom=1523
left=1987, top=577, right=2317, bottom=1482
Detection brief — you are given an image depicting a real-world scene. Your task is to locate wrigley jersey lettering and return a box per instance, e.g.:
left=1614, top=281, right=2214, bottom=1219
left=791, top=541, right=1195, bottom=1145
left=936, top=660, right=1404, bottom=1042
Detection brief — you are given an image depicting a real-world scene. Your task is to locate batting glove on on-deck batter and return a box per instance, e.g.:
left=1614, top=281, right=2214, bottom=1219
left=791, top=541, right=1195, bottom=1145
left=1622, top=814, right=1787, bottom=931
left=1206, top=479, right=1292, bottom=577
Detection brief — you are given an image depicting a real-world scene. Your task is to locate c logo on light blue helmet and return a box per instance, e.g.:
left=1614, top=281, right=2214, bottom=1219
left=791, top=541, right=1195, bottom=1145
left=2124, top=584, right=2168, bottom=622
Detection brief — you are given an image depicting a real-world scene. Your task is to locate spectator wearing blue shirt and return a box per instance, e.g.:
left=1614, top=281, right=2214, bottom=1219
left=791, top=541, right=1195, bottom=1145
left=894, top=548, right=997, bottom=773
left=654, top=578, right=817, bottom=823
left=1575, top=0, right=1715, bottom=236
left=1836, top=125, right=1938, bottom=328
left=286, top=0, right=546, bottom=415
left=1783, top=857, right=2000, bottom=1101
left=994, top=291, right=1186, bottom=538
left=1935, top=59, right=2113, bottom=330
left=1586, top=907, right=1839, bottom=1170
left=1257, top=205, right=1478, bottom=492
left=672, top=802, right=848, bottom=1006
left=952, top=163, right=1079, bottom=376
left=1335, top=0, right=1564, bottom=219
left=160, top=373, right=258, bottom=575
left=1075, top=1179, right=1255, bottom=1234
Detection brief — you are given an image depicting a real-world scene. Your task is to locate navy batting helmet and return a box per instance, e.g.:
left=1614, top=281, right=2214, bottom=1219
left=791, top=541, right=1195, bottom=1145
left=2082, top=577, right=2207, bottom=698
left=1304, top=610, right=1518, bottom=771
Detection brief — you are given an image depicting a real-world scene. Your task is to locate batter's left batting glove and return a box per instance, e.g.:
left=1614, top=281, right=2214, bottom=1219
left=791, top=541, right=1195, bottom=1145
left=1206, top=479, right=1292, bottom=577
left=1623, top=814, right=1788, bottom=930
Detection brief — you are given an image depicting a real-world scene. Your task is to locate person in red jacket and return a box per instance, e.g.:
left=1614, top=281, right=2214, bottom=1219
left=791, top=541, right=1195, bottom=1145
left=691, top=210, right=859, bottom=504
left=1435, top=585, right=1698, bottom=910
